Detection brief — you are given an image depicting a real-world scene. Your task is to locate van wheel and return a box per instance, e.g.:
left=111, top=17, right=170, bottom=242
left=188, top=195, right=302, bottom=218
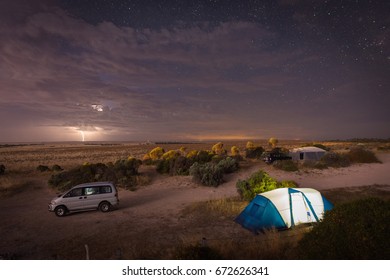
left=55, top=206, right=67, bottom=217
left=99, top=202, right=111, bottom=213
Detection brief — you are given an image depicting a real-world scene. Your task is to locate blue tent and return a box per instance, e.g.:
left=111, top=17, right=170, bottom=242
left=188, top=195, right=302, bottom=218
left=235, top=188, right=333, bottom=233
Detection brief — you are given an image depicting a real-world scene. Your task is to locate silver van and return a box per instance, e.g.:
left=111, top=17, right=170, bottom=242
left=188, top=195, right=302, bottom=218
left=48, top=182, right=119, bottom=217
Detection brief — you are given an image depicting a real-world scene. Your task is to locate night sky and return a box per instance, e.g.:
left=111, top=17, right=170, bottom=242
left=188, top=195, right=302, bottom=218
left=0, top=0, right=389, bottom=142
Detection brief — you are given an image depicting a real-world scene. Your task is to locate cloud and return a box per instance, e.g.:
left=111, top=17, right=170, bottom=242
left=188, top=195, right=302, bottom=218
left=0, top=1, right=388, bottom=141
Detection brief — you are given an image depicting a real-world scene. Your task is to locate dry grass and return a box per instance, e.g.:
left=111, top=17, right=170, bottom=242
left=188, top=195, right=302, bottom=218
left=1, top=140, right=387, bottom=173
left=0, top=143, right=150, bottom=172
left=321, top=184, right=390, bottom=205
left=0, top=140, right=311, bottom=172
left=0, top=176, right=34, bottom=198
left=178, top=197, right=307, bottom=259
left=177, top=184, right=390, bottom=260
left=182, top=197, right=247, bottom=219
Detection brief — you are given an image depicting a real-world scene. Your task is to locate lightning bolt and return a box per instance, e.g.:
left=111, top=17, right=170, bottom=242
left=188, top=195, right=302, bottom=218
left=80, top=131, right=85, bottom=142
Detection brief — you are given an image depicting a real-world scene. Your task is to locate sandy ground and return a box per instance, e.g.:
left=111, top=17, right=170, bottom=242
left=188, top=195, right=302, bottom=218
left=0, top=152, right=389, bottom=259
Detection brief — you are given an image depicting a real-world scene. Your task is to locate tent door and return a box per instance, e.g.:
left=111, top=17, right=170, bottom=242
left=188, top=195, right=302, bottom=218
left=290, top=192, right=313, bottom=225
left=299, top=152, right=304, bottom=160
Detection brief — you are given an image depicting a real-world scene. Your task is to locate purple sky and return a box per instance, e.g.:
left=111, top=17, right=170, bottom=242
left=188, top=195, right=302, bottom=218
left=0, top=0, right=389, bottom=142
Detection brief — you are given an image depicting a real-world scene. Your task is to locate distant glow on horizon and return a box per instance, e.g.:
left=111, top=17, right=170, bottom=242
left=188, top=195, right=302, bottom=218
left=189, top=134, right=258, bottom=141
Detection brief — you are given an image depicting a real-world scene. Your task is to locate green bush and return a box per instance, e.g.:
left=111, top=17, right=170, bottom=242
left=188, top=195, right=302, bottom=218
left=156, top=156, right=194, bottom=176
left=37, top=165, right=50, bottom=172
left=297, top=198, right=390, bottom=259
left=211, top=155, right=224, bottom=163
left=189, top=157, right=240, bottom=187
left=51, top=164, right=63, bottom=171
left=189, top=162, right=224, bottom=187
left=114, top=158, right=142, bottom=177
left=196, top=150, right=214, bottom=163
left=49, top=158, right=143, bottom=191
left=278, top=180, right=299, bottom=189
left=245, top=147, right=265, bottom=159
left=185, top=150, right=213, bottom=164
left=236, top=170, right=298, bottom=201
left=171, top=156, right=194, bottom=175
left=216, top=157, right=239, bottom=174
left=157, top=153, right=238, bottom=178
left=156, top=159, right=170, bottom=174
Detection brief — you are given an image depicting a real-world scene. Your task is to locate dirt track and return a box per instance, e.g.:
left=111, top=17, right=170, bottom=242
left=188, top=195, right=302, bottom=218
left=0, top=153, right=389, bottom=259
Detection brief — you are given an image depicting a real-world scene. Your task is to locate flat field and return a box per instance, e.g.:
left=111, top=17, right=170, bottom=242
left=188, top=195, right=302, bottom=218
left=0, top=140, right=389, bottom=259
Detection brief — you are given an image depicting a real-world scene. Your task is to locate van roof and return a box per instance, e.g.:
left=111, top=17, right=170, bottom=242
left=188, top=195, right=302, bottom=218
left=72, top=181, right=114, bottom=188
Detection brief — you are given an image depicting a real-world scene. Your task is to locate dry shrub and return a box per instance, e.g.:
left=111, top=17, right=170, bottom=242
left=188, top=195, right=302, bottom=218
left=317, top=152, right=350, bottom=168
left=273, top=159, right=299, bottom=172
left=346, top=147, right=381, bottom=163
left=245, top=147, right=264, bottom=159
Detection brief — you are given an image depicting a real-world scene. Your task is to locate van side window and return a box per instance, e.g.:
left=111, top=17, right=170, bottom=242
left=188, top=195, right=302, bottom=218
left=69, top=188, right=83, bottom=197
left=100, top=186, right=112, bottom=193
left=85, top=186, right=99, bottom=195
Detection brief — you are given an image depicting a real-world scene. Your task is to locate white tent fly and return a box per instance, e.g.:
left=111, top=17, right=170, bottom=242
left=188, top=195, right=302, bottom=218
left=289, top=146, right=327, bottom=161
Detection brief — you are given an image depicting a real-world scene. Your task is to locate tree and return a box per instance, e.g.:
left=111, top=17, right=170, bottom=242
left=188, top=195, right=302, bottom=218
left=231, top=146, right=240, bottom=156
left=148, top=147, right=165, bottom=160
left=212, top=142, right=226, bottom=155
left=246, top=141, right=255, bottom=149
left=268, top=137, right=279, bottom=148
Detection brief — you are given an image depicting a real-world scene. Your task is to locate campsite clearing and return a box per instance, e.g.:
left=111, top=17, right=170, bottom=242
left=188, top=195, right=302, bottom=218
left=0, top=142, right=389, bottom=259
